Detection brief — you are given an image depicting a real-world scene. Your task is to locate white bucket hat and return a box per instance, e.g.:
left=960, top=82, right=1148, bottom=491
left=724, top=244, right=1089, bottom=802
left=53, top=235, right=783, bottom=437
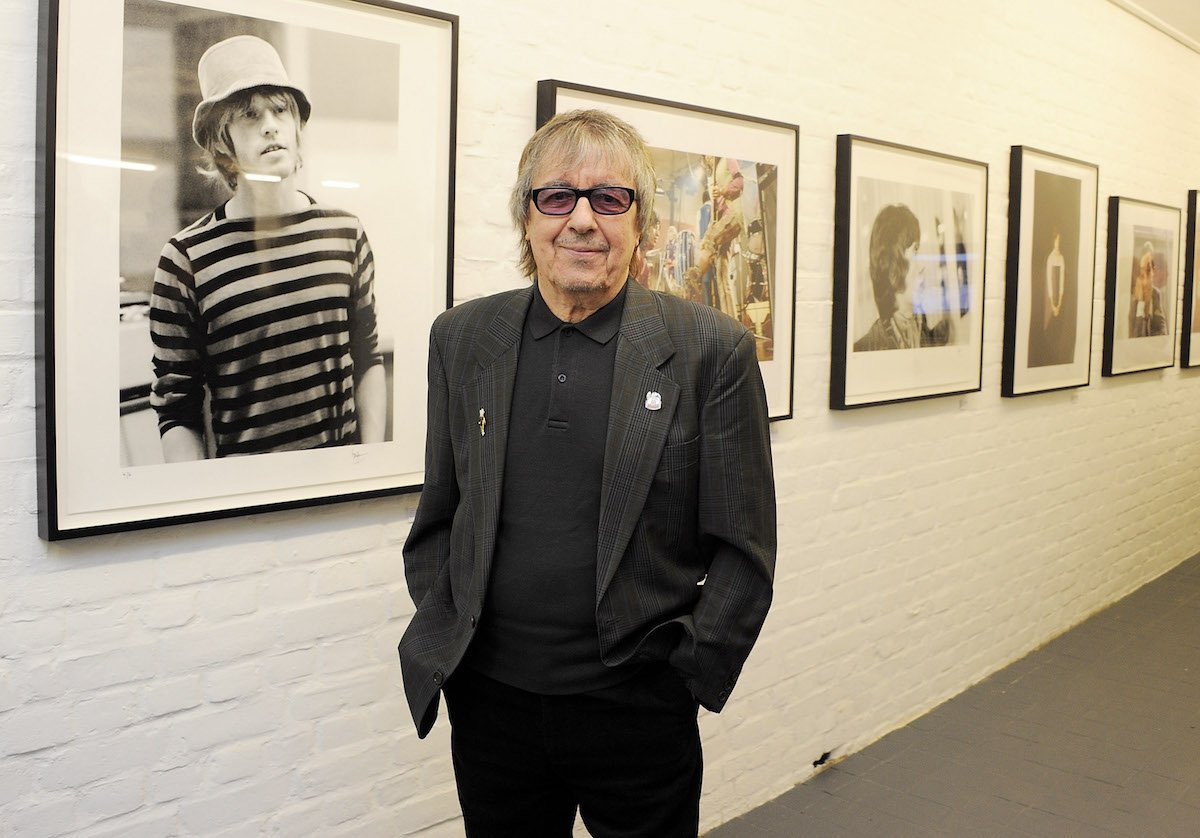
left=192, top=35, right=312, bottom=148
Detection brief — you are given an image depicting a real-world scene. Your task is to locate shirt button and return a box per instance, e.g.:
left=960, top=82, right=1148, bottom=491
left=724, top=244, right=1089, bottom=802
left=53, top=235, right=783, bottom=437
left=563, top=327, right=574, bottom=336
left=557, top=373, right=567, bottom=383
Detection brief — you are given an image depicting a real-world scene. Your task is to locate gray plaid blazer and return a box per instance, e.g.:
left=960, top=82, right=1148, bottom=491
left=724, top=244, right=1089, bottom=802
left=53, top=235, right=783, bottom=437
left=399, top=279, right=776, bottom=738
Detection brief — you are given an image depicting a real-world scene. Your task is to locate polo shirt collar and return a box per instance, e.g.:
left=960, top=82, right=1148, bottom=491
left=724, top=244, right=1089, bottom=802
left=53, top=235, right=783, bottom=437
left=528, top=280, right=628, bottom=345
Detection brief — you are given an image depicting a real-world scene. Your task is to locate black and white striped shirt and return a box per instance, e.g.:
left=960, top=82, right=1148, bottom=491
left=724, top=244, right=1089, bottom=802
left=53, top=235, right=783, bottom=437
left=150, top=198, right=382, bottom=457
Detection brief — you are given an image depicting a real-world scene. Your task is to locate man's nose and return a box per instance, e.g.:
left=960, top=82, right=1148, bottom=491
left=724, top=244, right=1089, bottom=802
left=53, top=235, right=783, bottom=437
left=567, top=194, right=599, bottom=229
left=261, top=111, right=279, bottom=133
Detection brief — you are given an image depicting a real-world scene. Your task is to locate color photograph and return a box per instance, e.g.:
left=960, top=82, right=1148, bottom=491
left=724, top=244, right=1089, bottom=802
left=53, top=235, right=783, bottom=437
left=1102, top=196, right=1179, bottom=376
left=642, top=149, right=778, bottom=362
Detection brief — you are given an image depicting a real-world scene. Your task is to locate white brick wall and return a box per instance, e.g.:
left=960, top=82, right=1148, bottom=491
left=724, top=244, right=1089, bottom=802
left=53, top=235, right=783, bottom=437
left=3, top=0, right=1200, bottom=835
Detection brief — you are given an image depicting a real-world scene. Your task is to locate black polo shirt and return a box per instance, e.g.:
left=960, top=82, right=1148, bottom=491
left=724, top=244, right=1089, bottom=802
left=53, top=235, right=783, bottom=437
left=464, top=281, right=630, bottom=694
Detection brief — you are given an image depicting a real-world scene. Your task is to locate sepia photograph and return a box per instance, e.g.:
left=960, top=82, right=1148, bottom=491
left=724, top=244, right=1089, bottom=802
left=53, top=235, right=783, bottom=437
left=1001, top=147, right=1098, bottom=396
left=37, top=0, right=457, bottom=539
left=831, top=135, right=987, bottom=409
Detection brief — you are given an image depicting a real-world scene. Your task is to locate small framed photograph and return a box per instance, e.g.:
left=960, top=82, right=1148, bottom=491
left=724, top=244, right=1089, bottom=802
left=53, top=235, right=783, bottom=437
left=1001, top=147, right=1099, bottom=396
left=831, top=135, right=988, bottom=409
left=537, top=79, right=799, bottom=421
left=35, top=0, right=458, bottom=539
left=1101, top=196, right=1180, bottom=376
left=1181, top=190, right=1200, bottom=368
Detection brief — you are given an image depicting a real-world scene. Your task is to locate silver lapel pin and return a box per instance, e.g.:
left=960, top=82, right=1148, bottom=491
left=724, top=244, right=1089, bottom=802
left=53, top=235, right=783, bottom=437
left=644, top=391, right=662, bottom=411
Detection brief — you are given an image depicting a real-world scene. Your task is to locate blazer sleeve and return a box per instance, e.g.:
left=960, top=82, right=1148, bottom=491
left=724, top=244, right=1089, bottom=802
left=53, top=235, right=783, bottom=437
left=402, top=327, right=459, bottom=607
left=670, top=328, right=776, bottom=711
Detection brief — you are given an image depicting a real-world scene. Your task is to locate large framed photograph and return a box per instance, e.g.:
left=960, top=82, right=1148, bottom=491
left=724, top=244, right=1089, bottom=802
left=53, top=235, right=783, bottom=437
left=536, top=80, right=798, bottom=421
left=1182, top=190, right=1200, bottom=368
left=1001, top=147, right=1099, bottom=396
left=831, top=135, right=988, bottom=409
left=1102, top=197, right=1179, bottom=376
left=35, top=0, right=458, bottom=539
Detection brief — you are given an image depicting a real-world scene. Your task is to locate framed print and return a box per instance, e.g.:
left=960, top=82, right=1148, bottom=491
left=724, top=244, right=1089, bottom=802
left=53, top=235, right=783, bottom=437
left=35, top=0, right=458, bottom=539
left=1001, top=147, right=1099, bottom=396
left=1102, top=197, right=1179, bottom=376
left=536, top=80, right=799, bottom=421
left=1181, top=190, right=1200, bottom=368
left=831, top=135, right=988, bottom=409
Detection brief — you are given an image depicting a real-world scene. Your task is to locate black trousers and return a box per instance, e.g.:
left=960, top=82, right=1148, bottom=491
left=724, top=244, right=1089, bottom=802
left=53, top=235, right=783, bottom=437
left=442, top=665, right=703, bottom=838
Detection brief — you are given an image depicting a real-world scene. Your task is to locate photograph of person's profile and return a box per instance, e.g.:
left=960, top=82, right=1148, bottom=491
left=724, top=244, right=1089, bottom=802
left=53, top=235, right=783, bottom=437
left=851, top=180, right=975, bottom=354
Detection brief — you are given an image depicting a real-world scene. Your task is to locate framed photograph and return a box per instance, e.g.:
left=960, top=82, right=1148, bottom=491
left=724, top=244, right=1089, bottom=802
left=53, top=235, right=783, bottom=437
left=35, top=0, right=458, bottom=539
left=831, top=135, right=988, bottom=409
left=536, top=80, right=798, bottom=421
left=1181, top=190, right=1200, bottom=368
left=1001, top=147, right=1099, bottom=396
left=1102, top=197, right=1179, bottom=376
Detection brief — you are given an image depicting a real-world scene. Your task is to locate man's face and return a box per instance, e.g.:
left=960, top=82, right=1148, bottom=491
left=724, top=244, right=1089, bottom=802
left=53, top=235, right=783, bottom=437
left=227, top=92, right=300, bottom=181
left=901, top=241, right=925, bottom=310
left=524, top=153, right=639, bottom=308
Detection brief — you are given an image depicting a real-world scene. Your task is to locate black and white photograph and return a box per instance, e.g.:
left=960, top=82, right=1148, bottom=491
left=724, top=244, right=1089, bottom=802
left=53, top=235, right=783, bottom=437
left=1182, top=190, right=1200, bottom=368
left=1002, top=147, right=1099, bottom=396
left=1102, top=196, right=1179, bottom=377
left=831, top=135, right=988, bottom=409
left=36, top=0, right=457, bottom=539
left=536, top=80, right=798, bottom=420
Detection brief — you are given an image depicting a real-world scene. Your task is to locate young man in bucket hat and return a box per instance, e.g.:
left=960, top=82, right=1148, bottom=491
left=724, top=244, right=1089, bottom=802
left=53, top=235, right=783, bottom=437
left=150, top=35, right=386, bottom=460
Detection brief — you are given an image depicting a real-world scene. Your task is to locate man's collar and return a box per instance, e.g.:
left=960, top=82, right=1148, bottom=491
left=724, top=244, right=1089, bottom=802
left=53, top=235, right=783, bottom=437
left=529, top=281, right=628, bottom=345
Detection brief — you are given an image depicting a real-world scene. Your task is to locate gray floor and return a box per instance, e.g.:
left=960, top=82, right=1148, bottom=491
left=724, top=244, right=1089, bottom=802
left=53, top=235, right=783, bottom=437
left=707, top=554, right=1200, bottom=837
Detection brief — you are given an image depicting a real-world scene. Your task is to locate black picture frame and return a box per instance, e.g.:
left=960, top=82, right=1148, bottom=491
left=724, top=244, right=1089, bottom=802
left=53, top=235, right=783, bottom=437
left=1001, top=146, right=1099, bottom=397
left=35, top=0, right=458, bottom=539
left=831, top=135, right=988, bottom=409
left=1101, top=196, right=1179, bottom=377
left=536, top=79, right=799, bottom=421
left=1181, top=190, right=1200, bottom=368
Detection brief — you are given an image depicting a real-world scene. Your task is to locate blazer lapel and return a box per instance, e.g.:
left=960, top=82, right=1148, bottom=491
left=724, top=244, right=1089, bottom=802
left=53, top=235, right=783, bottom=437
left=466, top=287, right=532, bottom=586
left=596, top=281, right=678, bottom=600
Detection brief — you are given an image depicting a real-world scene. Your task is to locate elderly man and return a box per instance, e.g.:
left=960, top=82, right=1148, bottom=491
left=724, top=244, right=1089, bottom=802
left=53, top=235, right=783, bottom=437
left=399, top=109, right=775, bottom=836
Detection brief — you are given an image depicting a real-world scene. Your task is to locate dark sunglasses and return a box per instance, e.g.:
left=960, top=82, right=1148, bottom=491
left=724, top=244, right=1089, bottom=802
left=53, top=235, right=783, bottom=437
left=530, top=186, right=637, bottom=216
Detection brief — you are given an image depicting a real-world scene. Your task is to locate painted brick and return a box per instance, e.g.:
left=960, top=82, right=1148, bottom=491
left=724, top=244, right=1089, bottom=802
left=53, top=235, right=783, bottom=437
left=4, top=0, right=1200, bottom=835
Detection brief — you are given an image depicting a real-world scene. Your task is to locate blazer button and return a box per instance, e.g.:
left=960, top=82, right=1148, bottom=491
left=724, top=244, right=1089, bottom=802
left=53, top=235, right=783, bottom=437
left=432, top=671, right=444, bottom=686
left=469, top=615, right=477, bottom=628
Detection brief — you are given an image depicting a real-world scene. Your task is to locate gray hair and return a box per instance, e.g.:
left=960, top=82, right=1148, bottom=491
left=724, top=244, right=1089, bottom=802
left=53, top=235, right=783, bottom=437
left=509, top=109, right=657, bottom=278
